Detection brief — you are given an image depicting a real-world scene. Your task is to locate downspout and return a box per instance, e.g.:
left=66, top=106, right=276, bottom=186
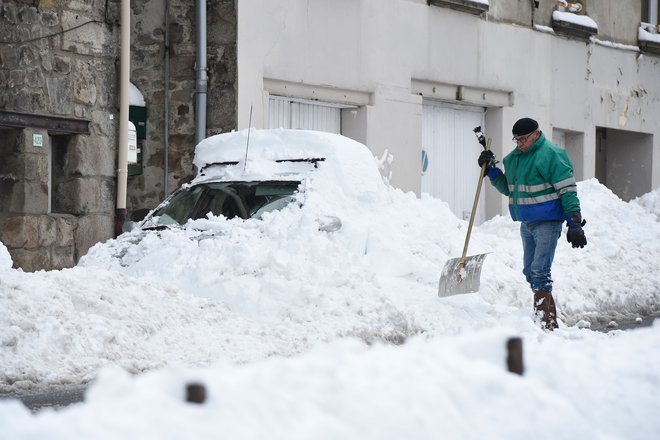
left=530, top=0, right=539, bottom=27
left=164, top=0, right=171, bottom=197
left=115, top=0, right=130, bottom=237
left=195, top=0, right=208, bottom=147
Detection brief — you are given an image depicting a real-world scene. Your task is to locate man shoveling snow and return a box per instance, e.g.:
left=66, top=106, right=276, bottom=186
left=478, top=118, right=587, bottom=331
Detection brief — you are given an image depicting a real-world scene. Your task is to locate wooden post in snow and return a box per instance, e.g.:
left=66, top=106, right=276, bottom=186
left=506, top=337, right=524, bottom=375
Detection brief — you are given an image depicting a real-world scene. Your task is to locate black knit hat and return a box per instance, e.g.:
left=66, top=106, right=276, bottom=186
left=512, top=118, right=539, bottom=136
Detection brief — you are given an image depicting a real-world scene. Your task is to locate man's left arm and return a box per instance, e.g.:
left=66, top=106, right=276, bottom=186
left=546, top=149, right=587, bottom=248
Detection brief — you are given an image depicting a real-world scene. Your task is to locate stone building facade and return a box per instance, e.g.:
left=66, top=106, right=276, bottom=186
left=128, top=0, right=237, bottom=214
left=0, top=0, right=237, bottom=271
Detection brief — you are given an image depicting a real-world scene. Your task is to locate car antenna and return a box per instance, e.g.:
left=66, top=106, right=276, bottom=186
left=243, top=104, right=253, bottom=173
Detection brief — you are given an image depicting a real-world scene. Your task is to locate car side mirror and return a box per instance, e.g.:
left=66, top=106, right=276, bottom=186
left=317, top=215, right=342, bottom=233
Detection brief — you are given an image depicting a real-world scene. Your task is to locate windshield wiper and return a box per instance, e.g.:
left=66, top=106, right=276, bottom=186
left=140, top=224, right=172, bottom=231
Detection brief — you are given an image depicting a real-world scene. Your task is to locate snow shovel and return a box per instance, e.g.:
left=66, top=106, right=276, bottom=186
left=438, top=128, right=491, bottom=297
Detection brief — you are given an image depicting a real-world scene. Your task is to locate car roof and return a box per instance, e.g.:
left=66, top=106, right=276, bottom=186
left=192, top=129, right=337, bottom=181
left=191, top=128, right=385, bottom=195
left=194, top=129, right=335, bottom=166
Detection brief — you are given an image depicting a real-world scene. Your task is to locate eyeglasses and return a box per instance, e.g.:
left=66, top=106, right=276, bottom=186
left=512, top=131, right=536, bottom=144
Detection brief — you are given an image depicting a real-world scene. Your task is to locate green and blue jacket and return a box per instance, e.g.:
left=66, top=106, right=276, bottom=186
left=487, top=133, right=580, bottom=222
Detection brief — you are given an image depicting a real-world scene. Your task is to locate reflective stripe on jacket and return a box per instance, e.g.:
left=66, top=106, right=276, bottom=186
left=489, top=133, right=580, bottom=222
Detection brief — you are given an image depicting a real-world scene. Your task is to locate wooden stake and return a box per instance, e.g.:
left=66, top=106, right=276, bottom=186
left=186, top=383, right=207, bottom=404
left=506, top=337, right=524, bottom=375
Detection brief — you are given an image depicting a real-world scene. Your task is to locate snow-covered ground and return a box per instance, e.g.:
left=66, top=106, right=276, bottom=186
left=1, top=130, right=659, bottom=438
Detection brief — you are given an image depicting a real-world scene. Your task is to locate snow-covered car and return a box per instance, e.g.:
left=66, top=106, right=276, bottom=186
left=133, top=128, right=385, bottom=234
left=83, top=129, right=386, bottom=270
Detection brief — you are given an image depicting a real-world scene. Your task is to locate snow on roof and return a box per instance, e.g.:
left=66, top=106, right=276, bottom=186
left=195, top=128, right=344, bottom=167
left=128, top=82, right=146, bottom=107
left=552, top=10, right=598, bottom=30
left=191, top=128, right=386, bottom=197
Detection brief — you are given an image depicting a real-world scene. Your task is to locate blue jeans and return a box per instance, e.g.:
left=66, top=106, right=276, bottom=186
left=520, top=221, right=562, bottom=292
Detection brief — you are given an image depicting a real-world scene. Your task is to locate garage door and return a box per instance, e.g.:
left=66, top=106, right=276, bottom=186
left=269, top=96, right=343, bottom=134
left=422, top=101, right=486, bottom=224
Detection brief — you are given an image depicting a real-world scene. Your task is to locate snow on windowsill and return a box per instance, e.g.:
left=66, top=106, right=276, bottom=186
left=534, top=24, right=555, bottom=34
left=592, top=38, right=640, bottom=52
left=535, top=23, right=641, bottom=52
left=639, top=26, right=660, bottom=44
left=552, top=10, right=598, bottom=30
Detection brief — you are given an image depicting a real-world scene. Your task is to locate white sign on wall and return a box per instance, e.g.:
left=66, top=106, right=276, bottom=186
left=33, top=134, right=43, bottom=147
left=127, top=121, right=138, bottom=164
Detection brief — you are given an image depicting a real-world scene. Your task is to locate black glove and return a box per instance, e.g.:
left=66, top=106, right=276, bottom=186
left=478, top=150, right=497, bottom=169
left=565, top=211, right=587, bottom=248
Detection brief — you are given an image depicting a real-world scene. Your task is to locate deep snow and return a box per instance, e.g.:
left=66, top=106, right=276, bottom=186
left=1, top=129, right=659, bottom=438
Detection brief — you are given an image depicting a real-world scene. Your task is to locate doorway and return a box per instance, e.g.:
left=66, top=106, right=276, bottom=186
left=595, top=127, right=653, bottom=201
left=421, top=101, right=486, bottom=223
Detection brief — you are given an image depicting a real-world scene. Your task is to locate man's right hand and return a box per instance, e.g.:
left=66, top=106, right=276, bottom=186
left=478, top=150, right=497, bottom=169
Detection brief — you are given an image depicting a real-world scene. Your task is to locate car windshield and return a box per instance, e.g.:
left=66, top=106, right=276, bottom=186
left=149, top=180, right=301, bottom=226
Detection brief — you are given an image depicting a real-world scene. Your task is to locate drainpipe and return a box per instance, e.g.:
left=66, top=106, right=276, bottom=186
left=164, top=0, right=171, bottom=197
left=195, top=0, right=208, bottom=147
left=115, top=0, right=130, bottom=237
left=530, top=0, right=539, bottom=27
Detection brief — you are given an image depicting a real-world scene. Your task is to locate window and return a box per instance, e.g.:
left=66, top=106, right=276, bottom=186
left=147, top=181, right=301, bottom=226
left=50, top=135, right=71, bottom=214
left=640, top=0, right=660, bottom=54
left=428, top=0, right=489, bottom=16
left=643, top=0, right=659, bottom=26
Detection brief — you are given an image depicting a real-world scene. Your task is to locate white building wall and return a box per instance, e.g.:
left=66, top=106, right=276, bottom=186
left=237, top=0, right=660, bottom=219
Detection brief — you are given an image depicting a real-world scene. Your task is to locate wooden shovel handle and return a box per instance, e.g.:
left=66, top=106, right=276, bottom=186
left=459, top=138, right=492, bottom=267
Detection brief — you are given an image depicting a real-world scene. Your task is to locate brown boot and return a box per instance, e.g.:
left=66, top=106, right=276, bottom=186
left=534, top=290, right=559, bottom=330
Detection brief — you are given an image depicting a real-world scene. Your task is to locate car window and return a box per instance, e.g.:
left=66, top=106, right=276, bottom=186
left=149, top=181, right=301, bottom=226
left=153, top=185, right=206, bottom=225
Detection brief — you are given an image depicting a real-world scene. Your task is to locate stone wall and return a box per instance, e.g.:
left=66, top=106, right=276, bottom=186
left=0, top=1, right=118, bottom=271
left=0, top=0, right=237, bottom=271
left=0, top=127, right=114, bottom=270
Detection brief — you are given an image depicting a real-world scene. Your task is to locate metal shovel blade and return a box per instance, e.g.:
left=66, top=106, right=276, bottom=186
left=438, top=253, right=489, bottom=297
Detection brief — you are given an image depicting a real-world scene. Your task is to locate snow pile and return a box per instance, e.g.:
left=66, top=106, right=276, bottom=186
left=1, top=129, right=659, bottom=392
left=0, top=241, right=12, bottom=272
left=80, top=127, right=660, bottom=329
left=632, top=188, right=660, bottom=221
left=0, top=267, right=302, bottom=392
left=1, top=325, right=659, bottom=439
left=479, top=179, right=660, bottom=321
left=0, top=129, right=659, bottom=438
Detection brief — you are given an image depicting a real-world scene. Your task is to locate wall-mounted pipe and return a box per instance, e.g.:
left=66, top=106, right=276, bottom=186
left=194, top=0, right=208, bottom=147
left=163, top=0, right=171, bottom=197
left=115, top=0, right=130, bottom=237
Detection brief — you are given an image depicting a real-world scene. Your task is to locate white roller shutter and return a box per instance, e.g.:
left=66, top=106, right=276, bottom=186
left=422, top=101, right=486, bottom=224
left=268, top=96, right=342, bottom=134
